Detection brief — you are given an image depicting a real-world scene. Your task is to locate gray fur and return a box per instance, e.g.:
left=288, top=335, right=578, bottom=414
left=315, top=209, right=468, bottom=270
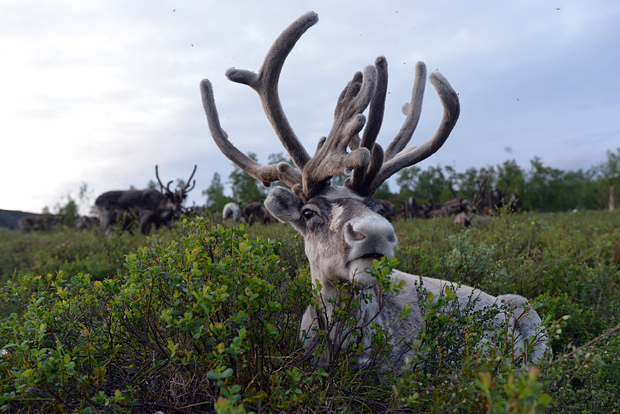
left=96, top=165, right=196, bottom=235
left=95, top=189, right=178, bottom=235
left=265, top=186, right=550, bottom=368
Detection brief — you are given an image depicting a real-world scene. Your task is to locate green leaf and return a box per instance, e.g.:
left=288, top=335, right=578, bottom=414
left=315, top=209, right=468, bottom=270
left=207, top=368, right=233, bottom=380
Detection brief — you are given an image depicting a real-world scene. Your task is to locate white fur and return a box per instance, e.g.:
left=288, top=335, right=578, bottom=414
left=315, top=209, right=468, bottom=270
left=222, top=202, right=240, bottom=223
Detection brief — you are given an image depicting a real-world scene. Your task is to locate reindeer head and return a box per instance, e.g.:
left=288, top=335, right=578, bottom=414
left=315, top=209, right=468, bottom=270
left=200, top=12, right=459, bottom=293
left=155, top=164, right=197, bottom=219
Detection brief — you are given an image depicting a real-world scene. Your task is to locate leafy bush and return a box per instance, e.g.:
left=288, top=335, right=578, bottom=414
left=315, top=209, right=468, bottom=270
left=0, top=210, right=617, bottom=412
left=0, top=219, right=308, bottom=412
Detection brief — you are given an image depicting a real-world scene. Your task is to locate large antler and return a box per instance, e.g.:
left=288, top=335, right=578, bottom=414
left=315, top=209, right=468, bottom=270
left=181, top=164, right=198, bottom=195
left=200, top=12, right=460, bottom=201
left=352, top=62, right=461, bottom=196
left=155, top=165, right=198, bottom=196
left=200, top=12, right=320, bottom=192
left=155, top=165, right=174, bottom=194
left=302, top=64, right=380, bottom=198
left=472, top=177, right=487, bottom=208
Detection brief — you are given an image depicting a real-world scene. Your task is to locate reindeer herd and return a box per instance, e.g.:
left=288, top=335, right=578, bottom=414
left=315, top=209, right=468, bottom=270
left=18, top=175, right=518, bottom=234
left=17, top=12, right=550, bottom=371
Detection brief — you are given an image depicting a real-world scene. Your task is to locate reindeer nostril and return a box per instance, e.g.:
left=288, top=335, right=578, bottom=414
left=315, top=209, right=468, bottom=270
left=346, top=223, right=366, bottom=241
left=387, top=234, right=396, bottom=243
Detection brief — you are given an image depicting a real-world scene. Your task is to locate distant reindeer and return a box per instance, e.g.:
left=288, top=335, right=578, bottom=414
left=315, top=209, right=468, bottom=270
left=73, top=216, right=100, bottom=231
left=486, top=179, right=522, bottom=214
left=451, top=178, right=487, bottom=227
left=201, top=12, right=548, bottom=369
left=402, top=196, right=420, bottom=219
left=243, top=201, right=273, bottom=225
left=95, top=165, right=197, bottom=235
left=19, top=215, right=63, bottom=232
left=222, top=202, right=241, bottom=223
left=429, top=180, right=484, bottom=221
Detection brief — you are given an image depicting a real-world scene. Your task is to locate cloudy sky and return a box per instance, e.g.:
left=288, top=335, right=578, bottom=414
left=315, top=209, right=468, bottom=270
left=1, top=1, right=619, bottom=214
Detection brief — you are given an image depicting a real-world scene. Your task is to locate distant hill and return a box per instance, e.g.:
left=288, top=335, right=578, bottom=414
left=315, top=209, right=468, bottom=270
left=0, top=209, right=41, bottom=230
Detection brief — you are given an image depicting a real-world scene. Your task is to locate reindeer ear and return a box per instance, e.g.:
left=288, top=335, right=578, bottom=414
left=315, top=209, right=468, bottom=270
left=265, top=187, right=306, bottom=233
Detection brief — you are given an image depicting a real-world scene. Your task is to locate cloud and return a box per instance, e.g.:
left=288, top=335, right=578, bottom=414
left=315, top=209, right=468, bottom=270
left=1, top=1, right=619, bottom=212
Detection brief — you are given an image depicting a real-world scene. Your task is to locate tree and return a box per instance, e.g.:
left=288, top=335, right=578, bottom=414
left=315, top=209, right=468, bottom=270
left=497, top=160, right=525, bottom=192
left=524, top=157, right=575, bottom=211
left=416, top=165, right=448, bottom=204
left=594, top=148, right=620, bottom=210
left=55, top=194, right=79, bottom=226
left=524, top=157, right=557, bottom=211
left=229, top=152, right=267, bottom=205
left=77, top=182, right=95, bottom=216
left=202, top=172, right=231, bottom=213
left=396, top=166, right=421, bottom=196
left=374, top=182, right=392, bottom=200
left=144, top=180, right=158, bottom=190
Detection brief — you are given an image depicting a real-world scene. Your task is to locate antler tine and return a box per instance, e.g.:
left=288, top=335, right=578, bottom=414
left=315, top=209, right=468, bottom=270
left=200, top=79, right=302, bottom=189
left=347, top=56, right=388, bottom=195
left=368, top=69, right=460, bottom=195
left=302, top=65, right=378, bottom=198
left=182, top=165, right=198, bottom=193
left=184, top=180, right=196, bottom=194
left=155, top=165, right=168, bottom=193
left=225, top=11, right=318, bottom=171
left=472, top=177, right=487, bottom=207
left=384, top=61, right=427, bottom=161
left=155, top=164, right=177, bottom=194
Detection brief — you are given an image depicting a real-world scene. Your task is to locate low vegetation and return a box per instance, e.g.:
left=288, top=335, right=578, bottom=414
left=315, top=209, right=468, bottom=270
left=0, top=210, right=618, bottom=413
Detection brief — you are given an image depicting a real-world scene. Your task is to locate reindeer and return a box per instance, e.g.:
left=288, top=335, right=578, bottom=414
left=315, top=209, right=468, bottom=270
left=243, top=201, right=274, bottom=225
left=427, top=180, right=485, bottom=222
left=200, top=12, right=549, bottom=369
left=486, top=179, right=522, bottom=214
left=18, top=215, right=63, bottom=232
left=73, top=216, right=100, bottom=231
left=402, top=196, right=420, bottom=219
left=222, top=202, right=241, bottom=223
left=95, top=165, right=196, bottom=235
left=451, top=178, right=487, bottom=227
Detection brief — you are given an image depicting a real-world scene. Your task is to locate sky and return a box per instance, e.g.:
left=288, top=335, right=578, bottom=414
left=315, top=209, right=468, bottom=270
left=1, top=1, right=619, bottom=214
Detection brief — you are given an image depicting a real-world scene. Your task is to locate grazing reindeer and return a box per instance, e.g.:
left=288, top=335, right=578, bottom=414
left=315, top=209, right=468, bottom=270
left=96, top=165, right=196, bottom=235
left=243, top=201, right=273, bottom=225
left=200, top=12, right=548, bottom=369
left=222, top=202, right=241, bottom=223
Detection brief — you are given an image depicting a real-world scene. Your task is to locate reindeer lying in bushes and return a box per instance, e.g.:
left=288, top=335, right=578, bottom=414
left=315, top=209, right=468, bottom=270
left=201, top=12, right=549, bottom=369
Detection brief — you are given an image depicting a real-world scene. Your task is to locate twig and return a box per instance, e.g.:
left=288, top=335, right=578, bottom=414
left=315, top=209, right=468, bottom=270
left=543, top=323, right=620, bottom=370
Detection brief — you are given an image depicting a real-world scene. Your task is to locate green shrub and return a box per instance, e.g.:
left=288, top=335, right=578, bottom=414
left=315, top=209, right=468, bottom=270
left=0, top=211, right=617, bottom=412
left=0, top=219, right=309, bottom=412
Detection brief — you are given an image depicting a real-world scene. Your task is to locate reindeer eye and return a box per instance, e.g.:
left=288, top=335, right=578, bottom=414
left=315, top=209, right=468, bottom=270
left=302, top=209, right=314, bottom=220
left=366, top=200, right=382, bottom=214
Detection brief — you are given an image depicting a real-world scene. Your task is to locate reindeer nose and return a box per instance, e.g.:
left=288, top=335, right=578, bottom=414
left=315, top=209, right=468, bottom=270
left=345, top=224, right=366, bottom=241
left=345, top=215, right=398, bottom=257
